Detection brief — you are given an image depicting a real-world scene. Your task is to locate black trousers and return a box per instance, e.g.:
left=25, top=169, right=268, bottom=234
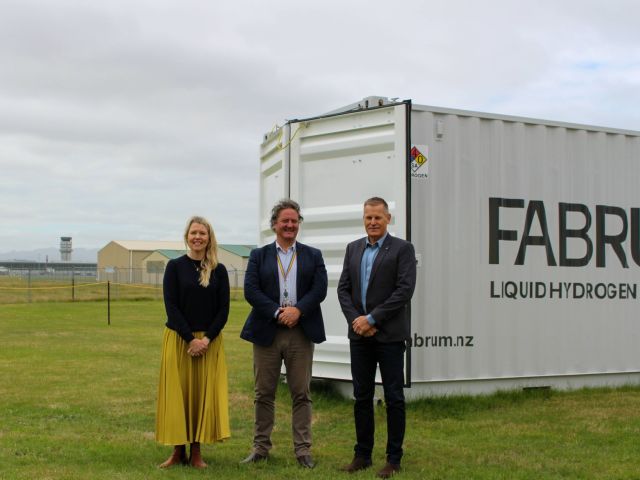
left=349, top=338, right=406, bottom=465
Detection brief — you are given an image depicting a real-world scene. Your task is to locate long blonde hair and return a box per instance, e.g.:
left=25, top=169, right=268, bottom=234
left=184, top=216, right=219, bottom=287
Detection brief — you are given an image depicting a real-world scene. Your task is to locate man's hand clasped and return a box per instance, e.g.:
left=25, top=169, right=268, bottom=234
left=278, top=306, right=301, bottom=328
left=352, top=315, right=378, bottom=337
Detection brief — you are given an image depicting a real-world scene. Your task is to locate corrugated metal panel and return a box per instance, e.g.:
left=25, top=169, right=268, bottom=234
left=410, top=106, right=640, bottom=389
left=287, top=104, right=409, bottom=380
left=219, top=244, right=255, bottom=258
left=259, top=124, right=290, bottom=245
left=156, top=249, right=187, bottom=259
left=412, top=102, right=640, bottom=136
left=262, top=97, right=640, bottom=396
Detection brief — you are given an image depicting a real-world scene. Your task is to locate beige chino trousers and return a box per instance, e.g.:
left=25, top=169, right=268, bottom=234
left=252, top=325, right=314, bottom=457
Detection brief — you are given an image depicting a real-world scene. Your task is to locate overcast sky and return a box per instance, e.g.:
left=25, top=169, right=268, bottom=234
left=1, top=0, right=639, bottom=253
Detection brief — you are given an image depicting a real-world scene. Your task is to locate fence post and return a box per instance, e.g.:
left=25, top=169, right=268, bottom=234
left=234, top=269, right=239, bottom=300
left=71, top=271, right=75, bottom=302
left=107, top=281, right=111, bottom=326
left=114, top=268, right=118, bottom=300
left=27, top=269, right=32, bottom=303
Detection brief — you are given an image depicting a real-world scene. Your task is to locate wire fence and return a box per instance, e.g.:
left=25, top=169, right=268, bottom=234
left=0, top=268, right=247, bottom=304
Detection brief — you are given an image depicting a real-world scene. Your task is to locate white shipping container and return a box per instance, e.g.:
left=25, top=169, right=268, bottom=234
left=259, top=96, right=640, bottom=397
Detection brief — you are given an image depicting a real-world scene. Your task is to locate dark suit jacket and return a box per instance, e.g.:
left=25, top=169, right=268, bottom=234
left=241, top=242, right=328, bottom=347
left=337, top=234, right=416, bottom=343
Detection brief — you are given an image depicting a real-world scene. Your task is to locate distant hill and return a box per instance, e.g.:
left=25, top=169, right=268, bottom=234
left=0, top=247, right=98, bottom=263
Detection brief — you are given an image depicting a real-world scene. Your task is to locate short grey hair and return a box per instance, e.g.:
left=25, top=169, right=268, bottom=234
left=363, top=196, right=389, bottom=213
left=270, top=198, right=304, bottom=230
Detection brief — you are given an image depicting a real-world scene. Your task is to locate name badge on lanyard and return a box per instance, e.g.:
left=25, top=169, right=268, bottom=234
left=277, top=250, right=297, bottom=307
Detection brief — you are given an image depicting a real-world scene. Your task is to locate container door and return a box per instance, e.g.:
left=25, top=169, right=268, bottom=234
left=287, top=102, right=411, bottom=381
left=259, top=124, right=290, bottom=245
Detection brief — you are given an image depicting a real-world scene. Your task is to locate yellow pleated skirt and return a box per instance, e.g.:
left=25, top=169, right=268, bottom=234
left=155, top=328, right=230, bottom=445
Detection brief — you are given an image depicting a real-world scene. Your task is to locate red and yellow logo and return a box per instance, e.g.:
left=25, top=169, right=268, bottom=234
left=410, top=146, right=428, bottom=173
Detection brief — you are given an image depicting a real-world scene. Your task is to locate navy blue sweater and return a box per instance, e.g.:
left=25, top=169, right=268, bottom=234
left=163, top=255, right=230, bottom=343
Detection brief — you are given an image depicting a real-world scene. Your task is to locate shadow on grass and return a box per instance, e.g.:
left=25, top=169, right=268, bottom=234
left=409, top=387, right=554, bottom=420
left=310, top=379, right=347, bottom=399
left=310, top=379, right=559, bottom=420
left=409, top=384, right=640, bottom=420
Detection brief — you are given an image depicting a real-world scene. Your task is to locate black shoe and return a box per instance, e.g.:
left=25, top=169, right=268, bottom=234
left=376, top=462, right=401, bottom=478
left=297, top=454, right=315, bottom=469
left=240, top=452, right=268, bottom=464
left=340, top=456, right=372, bottom=473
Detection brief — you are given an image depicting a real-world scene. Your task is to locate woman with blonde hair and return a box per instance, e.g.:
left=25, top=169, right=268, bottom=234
left=155, top=216, right=230, bottom=468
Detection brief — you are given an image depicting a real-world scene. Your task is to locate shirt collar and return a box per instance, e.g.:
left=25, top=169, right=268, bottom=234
left=276, top=241, right=297, bottom=253
left=366, top=232, right=388, bottom=249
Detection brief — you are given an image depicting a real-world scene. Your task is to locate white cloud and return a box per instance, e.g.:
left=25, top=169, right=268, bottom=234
left=0, top=0, right=639, bottom=252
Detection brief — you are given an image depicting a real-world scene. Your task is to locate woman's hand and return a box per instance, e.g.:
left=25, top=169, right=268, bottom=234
left=187, top=337, right=210, bottom=356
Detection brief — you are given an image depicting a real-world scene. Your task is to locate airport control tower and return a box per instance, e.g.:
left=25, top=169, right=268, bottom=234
left=60, top=237, right=72, bottom=262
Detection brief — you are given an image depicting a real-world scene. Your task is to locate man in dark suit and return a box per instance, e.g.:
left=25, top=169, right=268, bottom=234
left=337, top=197, right=416, bottom=479
left=240, top=198, right=327, bottom=469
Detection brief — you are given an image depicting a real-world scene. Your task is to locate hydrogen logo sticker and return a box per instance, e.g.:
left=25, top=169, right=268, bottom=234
left=410, top=145, right=428, bottom=178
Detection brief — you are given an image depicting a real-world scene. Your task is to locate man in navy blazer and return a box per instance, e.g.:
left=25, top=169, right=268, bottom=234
left=240, top=199, right=327, bottom=469
left=337, top=197, right=416, bottom=479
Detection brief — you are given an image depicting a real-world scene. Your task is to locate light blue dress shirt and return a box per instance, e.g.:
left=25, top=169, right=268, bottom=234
left=360, top=233, right=388, bottom=325
left=274, top=241, right=297, bottom=318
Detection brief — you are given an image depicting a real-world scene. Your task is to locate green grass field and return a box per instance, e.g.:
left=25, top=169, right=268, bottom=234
left=1, top=299, right=640, bottom=479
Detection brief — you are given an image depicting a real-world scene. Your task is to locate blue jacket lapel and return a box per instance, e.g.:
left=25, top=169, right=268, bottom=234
left=296, top=243, right=304, bottom=293
left=266, top=243, right=280, bottom=301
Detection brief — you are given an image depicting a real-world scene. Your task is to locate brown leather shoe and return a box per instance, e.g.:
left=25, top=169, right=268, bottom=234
left=240, top=452, right=269, bottom=464
left=376, top=462, right=401, bottom=478
left=340, top=456, right=372, bottom=472
left=159, top=445, right=187, bottom=468
left=297, top=454, right=315, bottom=468
left=189, top=442, right=208, bottom=468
